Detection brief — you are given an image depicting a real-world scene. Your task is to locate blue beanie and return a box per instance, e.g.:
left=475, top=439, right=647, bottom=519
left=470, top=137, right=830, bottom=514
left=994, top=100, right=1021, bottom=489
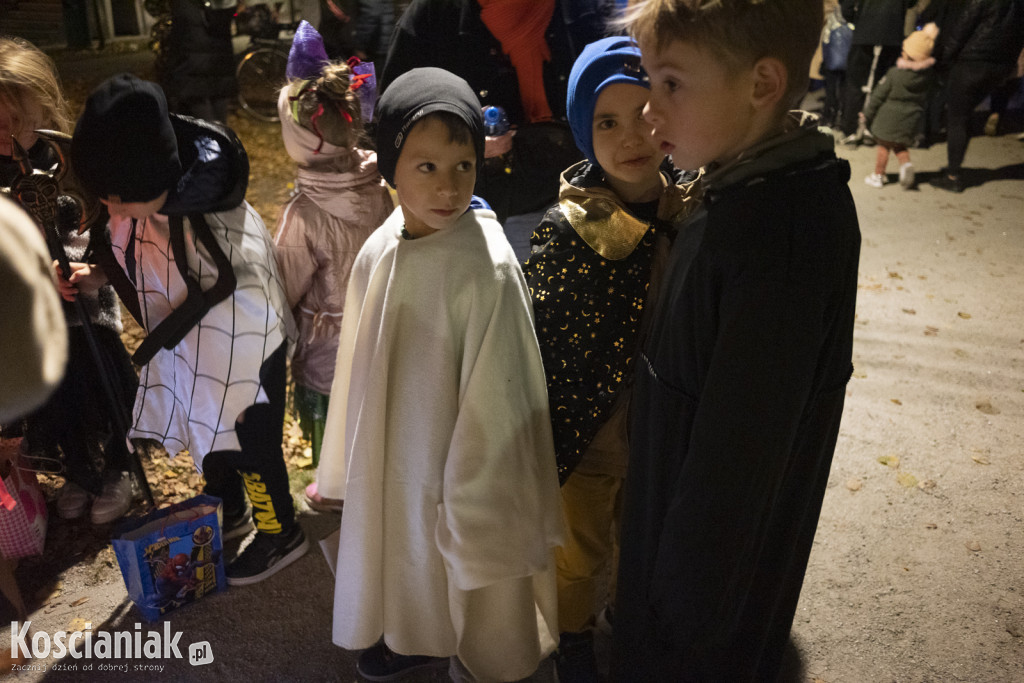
left=567, top=36, right=649, bottom=168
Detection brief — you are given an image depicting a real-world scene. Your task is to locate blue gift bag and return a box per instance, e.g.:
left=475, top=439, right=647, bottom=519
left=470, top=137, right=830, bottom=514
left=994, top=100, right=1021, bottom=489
left=113, top=494, right=226, bottom=621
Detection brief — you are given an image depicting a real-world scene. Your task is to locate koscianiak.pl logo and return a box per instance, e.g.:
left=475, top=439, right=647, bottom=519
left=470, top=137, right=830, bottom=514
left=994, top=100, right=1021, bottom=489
left=10, top=621, right=213, bottom=673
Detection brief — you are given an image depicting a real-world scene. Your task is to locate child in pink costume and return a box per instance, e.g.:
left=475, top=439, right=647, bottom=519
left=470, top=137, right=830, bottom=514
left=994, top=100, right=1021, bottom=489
left=273, top=22, right=393, bottom=512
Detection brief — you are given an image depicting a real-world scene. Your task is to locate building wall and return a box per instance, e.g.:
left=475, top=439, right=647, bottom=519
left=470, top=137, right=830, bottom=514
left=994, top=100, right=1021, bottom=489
left=1, top=0, right=152, bottom=49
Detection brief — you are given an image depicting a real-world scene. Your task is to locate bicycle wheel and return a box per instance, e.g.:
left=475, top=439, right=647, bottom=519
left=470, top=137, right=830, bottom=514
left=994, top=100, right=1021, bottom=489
left=236, top=46, right=288, bottom=123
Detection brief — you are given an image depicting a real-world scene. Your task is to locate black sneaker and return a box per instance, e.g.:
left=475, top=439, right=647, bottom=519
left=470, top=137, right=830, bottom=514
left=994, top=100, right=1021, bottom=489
left=356, top=642, right=447, bottom=681
left=930, top=173, right=964, bottom=193
left=221, top=504, right=253, bottom=541
left=226, top=524, right=308, bottom=586
left=554, top=630, right=599, bottom=683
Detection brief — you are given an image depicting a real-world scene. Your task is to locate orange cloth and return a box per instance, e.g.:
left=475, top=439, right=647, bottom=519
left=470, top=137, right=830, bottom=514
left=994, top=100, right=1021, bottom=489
left=478, top=0, right=555, bottom=123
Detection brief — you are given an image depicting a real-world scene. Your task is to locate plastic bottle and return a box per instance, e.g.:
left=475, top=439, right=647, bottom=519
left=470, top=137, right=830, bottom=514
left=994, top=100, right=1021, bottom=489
left=482, top=106, right=510, bottom=136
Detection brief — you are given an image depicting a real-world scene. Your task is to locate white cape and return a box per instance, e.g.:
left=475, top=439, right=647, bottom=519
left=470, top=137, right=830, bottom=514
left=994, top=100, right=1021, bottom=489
left=318, top=206, right=563, bottom=681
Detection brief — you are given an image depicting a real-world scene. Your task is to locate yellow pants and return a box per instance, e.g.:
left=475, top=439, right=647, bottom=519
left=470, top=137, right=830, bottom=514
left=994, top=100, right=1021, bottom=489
left=554, top=464, right=624, bottom=633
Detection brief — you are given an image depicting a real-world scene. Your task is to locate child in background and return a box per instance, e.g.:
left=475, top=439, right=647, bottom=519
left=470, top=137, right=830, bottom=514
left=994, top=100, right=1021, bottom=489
left=616, top=1, right=861, bottom=680
left=316, top=67, right=562, bottom=682
left=272, top=22, right=393, bottom=512
left=0, top=37, right=139, bottom=525
left=861, top=23, right=940, bottom=189
left=522, top=35, right=698, bottom=681
left=62, top=74, right=306, bottom=586
left=820, top=1, right=853, bottom=129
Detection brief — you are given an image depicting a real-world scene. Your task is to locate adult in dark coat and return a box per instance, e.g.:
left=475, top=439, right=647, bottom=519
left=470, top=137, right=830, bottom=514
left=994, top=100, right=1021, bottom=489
left=161, top=0, right=238, bottom=123
left=379, top=0, right=610, bottom=238
left=930, top=0, right=1024, bottom=192
left=914, top=0, right=959, bottom=146
left=838, top=0, right=915, bottom=137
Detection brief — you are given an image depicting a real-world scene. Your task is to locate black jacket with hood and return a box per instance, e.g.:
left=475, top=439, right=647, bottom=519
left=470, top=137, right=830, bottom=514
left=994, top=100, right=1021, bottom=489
left=96, top=114, right=248, bottom=364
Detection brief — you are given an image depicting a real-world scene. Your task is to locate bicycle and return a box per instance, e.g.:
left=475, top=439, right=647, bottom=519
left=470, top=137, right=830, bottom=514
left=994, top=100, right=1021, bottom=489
left=235, top=4, right=297, bottom=123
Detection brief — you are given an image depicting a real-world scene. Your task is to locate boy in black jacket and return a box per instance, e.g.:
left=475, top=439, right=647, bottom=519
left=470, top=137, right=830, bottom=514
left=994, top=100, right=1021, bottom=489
left=614, top=1, right=861, bottom=681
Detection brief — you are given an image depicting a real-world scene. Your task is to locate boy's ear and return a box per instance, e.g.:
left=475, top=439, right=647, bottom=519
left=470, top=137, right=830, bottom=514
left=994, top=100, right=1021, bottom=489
left=750, top=56, right=787, bottom=111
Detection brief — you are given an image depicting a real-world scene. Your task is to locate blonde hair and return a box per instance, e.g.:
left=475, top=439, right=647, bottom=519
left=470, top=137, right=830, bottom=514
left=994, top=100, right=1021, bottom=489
left=289, top=61, right=366, bottom=149
left=0, top=36, right=73, bottom=139
left=624, top=0, right=823, bottom=110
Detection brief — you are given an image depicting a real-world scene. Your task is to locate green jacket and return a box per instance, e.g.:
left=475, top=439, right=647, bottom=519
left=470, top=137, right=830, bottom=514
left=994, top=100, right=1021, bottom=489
left=864, top=57, right=936, bottom=146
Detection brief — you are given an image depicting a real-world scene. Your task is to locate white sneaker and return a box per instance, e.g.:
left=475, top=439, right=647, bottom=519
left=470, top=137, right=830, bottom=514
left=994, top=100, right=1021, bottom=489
left=984, top=112, right=999, bottom=136
left=899, top=163, right=915, bottom=189
left=90, top=472, right=134, bottom=525
left=57, top=481, right=90, bottom=520
left=864, top=173, right=885, bottom=188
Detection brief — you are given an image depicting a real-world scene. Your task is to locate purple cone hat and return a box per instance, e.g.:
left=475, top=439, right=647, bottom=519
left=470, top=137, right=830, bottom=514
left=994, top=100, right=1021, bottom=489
left=286, top=20, right=329, bottom=81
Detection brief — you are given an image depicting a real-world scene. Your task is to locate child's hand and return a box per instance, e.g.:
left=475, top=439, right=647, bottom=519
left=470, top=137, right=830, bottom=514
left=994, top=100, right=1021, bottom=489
left=484, top=129, right=515, bottom=158
left=54, top=261, right=107, bottom=302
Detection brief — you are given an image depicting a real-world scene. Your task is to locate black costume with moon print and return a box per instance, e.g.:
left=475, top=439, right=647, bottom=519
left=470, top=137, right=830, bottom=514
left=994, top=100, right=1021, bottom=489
left=523, top=159, right=696, bottom=483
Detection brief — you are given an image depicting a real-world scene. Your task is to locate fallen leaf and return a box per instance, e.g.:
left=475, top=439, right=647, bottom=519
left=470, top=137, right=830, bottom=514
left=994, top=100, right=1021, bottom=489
left=877, top=454, right=900, bottom=469
left=918, top=480, right=936, bottom=490
left=957, top=311, right=971, bottom=319
left=971, top=455, right=991, bottom=465
left=888, top=271, right=903, bottom=279
left=846, top=478, right=862, bottom=491
left=924, top=326, right=939, bottom=336
left=295, top=456, right=314, bottom=469
left=901, top=308, right=916, bottom=315
left=965, top=540, right=981, bottom=552
left=975, top=400, right=1000, bottom=415
left=924, top=523, right=937, bottom=529
left=68, top=617, right=89, bottom=632
left=954, top=348, right=968, bottom=358
left=36, top=582, right=63, bottom=603
left=897, top=472, right=918, bottom=488
left=890, top=398, right=902, bottom=405
left=70, top=597, right=89, bottom=607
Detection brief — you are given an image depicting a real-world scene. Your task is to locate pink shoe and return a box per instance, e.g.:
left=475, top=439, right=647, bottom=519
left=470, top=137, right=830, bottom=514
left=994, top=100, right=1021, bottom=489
left=304, top=482, right=343, bottom=513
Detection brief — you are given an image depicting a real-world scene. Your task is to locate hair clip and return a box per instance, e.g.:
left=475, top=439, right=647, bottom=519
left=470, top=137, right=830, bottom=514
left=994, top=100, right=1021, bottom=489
left=349, top=73, right=372, bottom=91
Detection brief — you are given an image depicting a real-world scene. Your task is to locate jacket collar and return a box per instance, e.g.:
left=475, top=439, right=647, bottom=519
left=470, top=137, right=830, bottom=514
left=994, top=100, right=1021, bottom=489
left=702, top=111, right=835, bottom=193
left=556, top=159, right=699, bottom=259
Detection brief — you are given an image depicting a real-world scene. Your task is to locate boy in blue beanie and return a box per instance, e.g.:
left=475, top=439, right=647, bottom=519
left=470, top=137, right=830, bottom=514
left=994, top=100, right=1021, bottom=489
left=522, top=35, right=699, bottom=681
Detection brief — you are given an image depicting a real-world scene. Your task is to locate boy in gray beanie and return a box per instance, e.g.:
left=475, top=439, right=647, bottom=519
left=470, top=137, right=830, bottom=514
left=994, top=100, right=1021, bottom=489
left=315, top=67, right=563, bottom=682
